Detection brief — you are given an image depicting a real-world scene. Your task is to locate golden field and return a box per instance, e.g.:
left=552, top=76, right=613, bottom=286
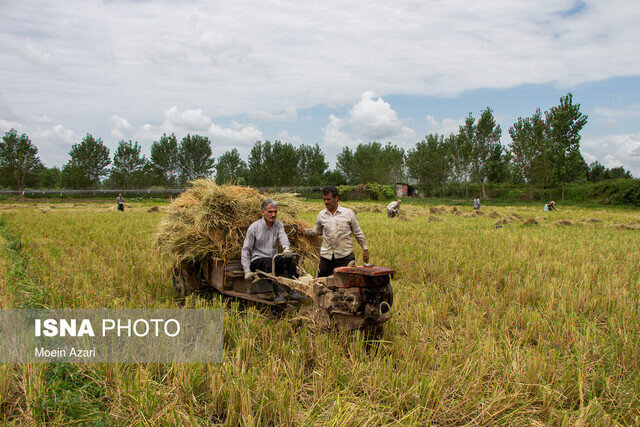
left=0, top=199, right=639, bottom=424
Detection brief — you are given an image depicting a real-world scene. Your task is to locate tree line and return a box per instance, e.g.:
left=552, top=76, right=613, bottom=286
left=0, top=93, right=634, bottom=199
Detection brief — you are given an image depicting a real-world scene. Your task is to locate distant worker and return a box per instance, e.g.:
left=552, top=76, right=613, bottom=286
left=116, top=193, right=124, bottom=211
left=473, top=196, right=481, bottom=210
left=387, top=199, right=402, bottom=218
left=241, top=199, right=296, bottom=303
left=544, top=201, right=557, bottom=212
left=298, top=186, right=369, bottom=277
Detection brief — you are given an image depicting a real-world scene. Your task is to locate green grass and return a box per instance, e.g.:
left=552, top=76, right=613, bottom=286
left=0, top=201, right=639, bottom=424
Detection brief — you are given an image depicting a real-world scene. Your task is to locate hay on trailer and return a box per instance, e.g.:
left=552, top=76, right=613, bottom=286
left=154, top=180, right=321, bottom=271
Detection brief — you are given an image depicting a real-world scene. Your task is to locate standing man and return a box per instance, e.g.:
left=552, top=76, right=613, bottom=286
left=298, top=186, right=369, bottom=277
left=387, top=199, right=402, bottom=218
left=473, top=196, right=481, bottom=211
left=116, top=193, right=124, bottom=211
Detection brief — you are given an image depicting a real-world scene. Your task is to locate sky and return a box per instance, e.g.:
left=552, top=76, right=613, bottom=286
left=1, top=0, right=640, bottom=175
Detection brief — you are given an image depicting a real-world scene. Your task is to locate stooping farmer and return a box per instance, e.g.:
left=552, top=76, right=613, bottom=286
left=544, top=201, right=557, bottom=211
left=473, top=196, right=481, bottom=210
left=387, top=199, right=402, bottom=218
left=116, top=193, right=124, bottom=211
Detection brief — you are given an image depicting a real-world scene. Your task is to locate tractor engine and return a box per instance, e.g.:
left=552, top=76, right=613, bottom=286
left=312, top=265, right=394, bottom=329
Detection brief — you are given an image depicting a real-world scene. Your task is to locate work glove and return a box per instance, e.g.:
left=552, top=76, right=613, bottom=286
left=244, top=272, right=255, bottom=280
left=283, top=248, right=293, bottom=258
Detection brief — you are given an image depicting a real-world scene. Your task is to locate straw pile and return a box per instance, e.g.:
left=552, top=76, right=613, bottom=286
left=154, top=180, right=321, bottom=270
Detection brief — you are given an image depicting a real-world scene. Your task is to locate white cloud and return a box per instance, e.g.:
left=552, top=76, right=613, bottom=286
left=595, top=103, right=640, bottom=118
left=163, top=107, right=212, bottom=132
left=0, top=119, right=21, bottom=132
left=322, top=114, right=359, bottom=149
left=32, top=124, right=78, bottom=166
left=1, top=1, right=640, bottom=167
left=133, top=107, right=263, bottom=158
left=277, top=130, right=302, bottom=145
left=2, top=0, right=639, bottom=123
left=324, top=92, right=417, bottom=147
left=348, top=91, right=405, bottom=140
left=109, top=114, right=133, bottom=140
left=582, top=133, right=640, bottom=175
left=110, top=115, right=132, bottom=132
left=425, top=115, right=465, bottom=137
left=249, top=108, right=298, bottom=122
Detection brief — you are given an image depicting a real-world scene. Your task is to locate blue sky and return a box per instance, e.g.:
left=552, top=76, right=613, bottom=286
left=1, top=0, right=640, bottom=174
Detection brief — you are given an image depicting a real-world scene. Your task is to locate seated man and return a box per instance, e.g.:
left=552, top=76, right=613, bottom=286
left=241, top=199, right=297, bottom=302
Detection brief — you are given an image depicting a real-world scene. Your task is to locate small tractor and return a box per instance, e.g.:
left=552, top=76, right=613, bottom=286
left=173, top=249, right=394, bottom=330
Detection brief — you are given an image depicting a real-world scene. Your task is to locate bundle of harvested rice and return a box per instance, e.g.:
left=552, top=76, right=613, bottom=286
left=487, top=211, right=501, bottom=218
left=523, top=218, right=539, bottom=225
left=555, top=220, right=572, bottom=226
left=155, top=180, right=321, bottom=270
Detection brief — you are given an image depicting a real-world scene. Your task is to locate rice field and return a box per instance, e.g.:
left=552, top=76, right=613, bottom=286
left=0, top=199, right=639, bottom=424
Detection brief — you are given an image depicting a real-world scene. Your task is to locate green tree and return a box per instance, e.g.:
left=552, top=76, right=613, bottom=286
left=150, top=133, right=179, bottom=187
left=406, top=134, right=450, bottom=196
left=337, top=142, right=405, bottom=184
left=449, top=117, right=475, bottom=196
left=587, top=161, right=606, bottom=182
left=546, top=93, right=588, bottom=201
left=323, top=169, right=347, bottom=186
left=215, top=148, right=248, bottom=184
left=247, top=140, right=298, bottom=186
left=604, top=166, right=633, bottom=180
left=471, top=108, right=502, bottom=197
left=38, top=167, right=61, bottom=188
left=109, top=140, right=147, bottom=188
left=485, top=144, right=512, bottom=184
left=0, top=129, right=43, bottom=190
left=61, top=134, right=110, bottom=189
left=297, top=144, right=328, bottom=186
left=177, top=134, right=215, bottom=184
left=336, top=147, right=355, bottom=184
left=509, top=109, right=556, bottom=198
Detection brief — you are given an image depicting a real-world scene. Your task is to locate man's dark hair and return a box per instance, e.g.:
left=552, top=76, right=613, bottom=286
left=321, top=186, right=339, bottom=197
